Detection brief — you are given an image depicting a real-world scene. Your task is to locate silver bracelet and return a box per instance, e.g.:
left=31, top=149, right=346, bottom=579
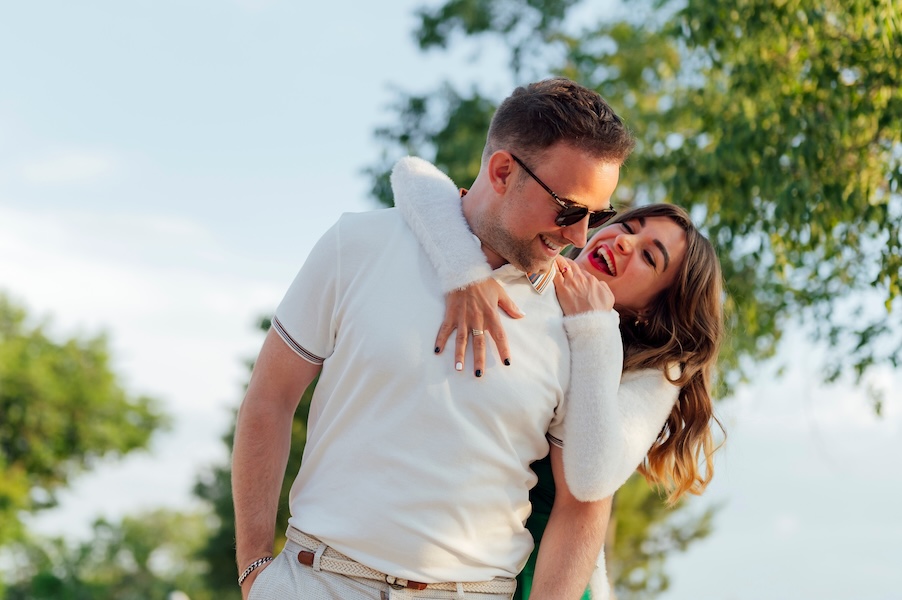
left=238, top=556, right=274, bottom=586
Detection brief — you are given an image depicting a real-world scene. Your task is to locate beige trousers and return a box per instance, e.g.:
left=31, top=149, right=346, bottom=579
left=247, top=539, right=514, bottom=600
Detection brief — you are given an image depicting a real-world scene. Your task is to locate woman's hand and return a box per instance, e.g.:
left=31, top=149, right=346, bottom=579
left=553, top=256, right=615, bottom=315
left=434, top=278, right=524, bottom=377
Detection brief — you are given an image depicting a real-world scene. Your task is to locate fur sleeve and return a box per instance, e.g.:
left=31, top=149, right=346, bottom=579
left=589, top=548, right=611, bottom=600
left=391, top=156, right=493, bottom=292
left=562, top=312, right=679, bottom=501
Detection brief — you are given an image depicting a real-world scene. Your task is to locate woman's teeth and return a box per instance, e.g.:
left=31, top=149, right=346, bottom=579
left=596, top=247, right=616, bottom=275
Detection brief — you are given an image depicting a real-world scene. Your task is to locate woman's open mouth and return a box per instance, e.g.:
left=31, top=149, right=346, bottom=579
left=587, top=245, right=617, bottom=276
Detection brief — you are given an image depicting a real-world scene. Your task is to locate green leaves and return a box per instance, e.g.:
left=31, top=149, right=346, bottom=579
left=366, top=85, right=495, bottom=207
left=608, top=475, right=718, bottom=597
left=670, top=0, right=902, bottom=386
left=415, top=0, right=579, bottom=73
left=0, top=295, right=168, bottom=547
left=4, top=510, right=213, bottom=600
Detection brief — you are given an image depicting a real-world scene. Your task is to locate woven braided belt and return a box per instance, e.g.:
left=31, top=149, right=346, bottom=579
left=286, top=527, right=516, bottom=595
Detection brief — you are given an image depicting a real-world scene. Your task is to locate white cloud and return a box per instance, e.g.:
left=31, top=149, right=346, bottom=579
left=773, top=513, right=801, bottom=539
left=1, top=203, right=278, bottom=369
left=723, top=338, right=901, bottom=439
left=19, top=150, right=117, bottom=185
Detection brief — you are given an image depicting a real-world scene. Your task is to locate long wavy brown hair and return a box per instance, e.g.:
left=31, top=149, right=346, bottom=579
left=573, top=203, right=725, bottom=505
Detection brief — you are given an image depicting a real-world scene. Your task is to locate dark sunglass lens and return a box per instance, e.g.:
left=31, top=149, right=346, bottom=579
left=588, top=210, right=616, bottom=228
left=556, top=206, right=589, bottom=227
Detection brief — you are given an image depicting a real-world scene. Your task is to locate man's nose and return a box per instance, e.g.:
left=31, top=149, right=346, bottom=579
left=560, top=218, right=590, bottom=248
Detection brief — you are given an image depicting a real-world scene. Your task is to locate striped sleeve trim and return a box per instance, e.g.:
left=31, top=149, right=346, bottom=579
left=272, top=315, right=325, bottom=365
left=546, top=432, right=564, bottom=448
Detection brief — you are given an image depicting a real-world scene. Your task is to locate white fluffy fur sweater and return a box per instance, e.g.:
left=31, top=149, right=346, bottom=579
left=391, top=156, right=680, bottom=600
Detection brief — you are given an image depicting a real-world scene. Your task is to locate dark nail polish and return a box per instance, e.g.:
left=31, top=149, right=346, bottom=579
left=434, top=347, right=440, bottom=354
left=504, top=358, right=511, bottom=366
left=475, top=370, right=482, bottom=377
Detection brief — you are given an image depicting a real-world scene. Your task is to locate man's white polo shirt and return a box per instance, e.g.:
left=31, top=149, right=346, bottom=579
left=273, top=205, right=571, bottom=584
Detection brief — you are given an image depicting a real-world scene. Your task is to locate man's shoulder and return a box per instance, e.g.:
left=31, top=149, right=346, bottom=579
left=330, top=208, right=418, bottom=257
left=337, top=207, right=399, bottom=226
left=334, top=207, right=404, bottom=237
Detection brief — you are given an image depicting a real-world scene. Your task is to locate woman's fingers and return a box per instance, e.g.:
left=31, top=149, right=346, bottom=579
left=475, top=299, right=512, bottom=372
left=470, top=326, right=487, bottom=377
left=434, top=319, right=456, bottom=357
left=597, top=280, right=615, bottom=311
left=453, top=325, right=471, bottom=372
left=434, top=291, right=464, bottom=357
left=554, top=257, right=616, bottom=314
left=487, top=315, right=512, bottom=367
left=434, top=280, right=515, bottom=376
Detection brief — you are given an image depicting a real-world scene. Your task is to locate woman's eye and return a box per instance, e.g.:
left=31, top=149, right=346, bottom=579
left=644, top=251, right=657, bottom=269
left=621, top=222, right=633, bottom=233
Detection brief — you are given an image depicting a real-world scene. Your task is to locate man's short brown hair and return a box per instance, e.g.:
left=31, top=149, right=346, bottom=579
left=484, top=78, right=634, bottom=165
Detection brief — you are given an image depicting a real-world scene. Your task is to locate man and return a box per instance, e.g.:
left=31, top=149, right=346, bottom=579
left=232, top=78, right=634, bottom=600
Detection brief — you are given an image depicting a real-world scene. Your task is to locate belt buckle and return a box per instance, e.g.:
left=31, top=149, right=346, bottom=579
left=384, top=575, right=405, bottom=590
left=385, top=575, right=427, bottom=591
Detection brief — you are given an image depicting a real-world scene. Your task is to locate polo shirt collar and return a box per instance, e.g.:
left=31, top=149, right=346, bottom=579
left=491, top=261, right=558, bottom=296
left=527, top=263, right=558, bottom=294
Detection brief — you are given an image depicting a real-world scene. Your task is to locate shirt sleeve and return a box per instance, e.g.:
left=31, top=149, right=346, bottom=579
left=562, top=310, right=680, bottom=501
left=392, top=157, right=493, bottom=292
left=273, top=219, right=342, bottom=364
left=546, top=409, right=566, bottom=449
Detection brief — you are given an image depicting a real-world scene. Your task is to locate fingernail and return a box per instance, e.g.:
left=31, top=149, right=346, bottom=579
left=504, top=358, right=511, bottom=366
left=455, top=362, right=463, bottom=371
left=434, top=347, right=441, bottom=354
left=475, top=369, right=482, bottom=377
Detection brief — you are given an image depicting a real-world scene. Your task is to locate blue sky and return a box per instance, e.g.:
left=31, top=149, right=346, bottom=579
left=1, top=2, right=900, bottom=598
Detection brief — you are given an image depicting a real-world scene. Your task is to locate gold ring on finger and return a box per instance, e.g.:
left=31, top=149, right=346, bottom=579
left=472, top=329, right=485, bottom=336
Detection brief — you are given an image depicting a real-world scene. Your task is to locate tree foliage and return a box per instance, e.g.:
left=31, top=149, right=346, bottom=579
left=3, top=510, right=212, bottom=600
left=0, top=294, right=168, bottom=547
left=605, top=475, right=716, bottom=598
left=368, top=0, right=902, bottom=409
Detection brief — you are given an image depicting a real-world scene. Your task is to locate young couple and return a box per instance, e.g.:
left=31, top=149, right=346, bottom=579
left=233, top=78, right=723, bottom=600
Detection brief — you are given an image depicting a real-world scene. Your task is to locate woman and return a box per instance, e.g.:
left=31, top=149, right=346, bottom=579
left=392, top=156, right=724, bottom=599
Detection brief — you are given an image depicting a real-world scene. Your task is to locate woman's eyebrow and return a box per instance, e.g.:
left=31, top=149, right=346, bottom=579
left=635, top=217, right=670, bottom=270
left=654, top=240, right=671, bottom=271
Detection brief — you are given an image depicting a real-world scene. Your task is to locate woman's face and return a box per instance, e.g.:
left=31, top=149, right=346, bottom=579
left=574, top=216, right=688, bottom=312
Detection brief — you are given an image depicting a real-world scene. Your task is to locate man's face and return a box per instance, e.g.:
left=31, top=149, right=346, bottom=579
left=475, top=144, right=621, bottom=274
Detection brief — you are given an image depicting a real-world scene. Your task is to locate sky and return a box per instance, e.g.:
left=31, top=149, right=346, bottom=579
left=1, top=1, right=901, bottom=599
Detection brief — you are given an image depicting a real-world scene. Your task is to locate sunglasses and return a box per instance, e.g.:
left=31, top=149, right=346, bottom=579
left=510, top=154, right=617, bottom=228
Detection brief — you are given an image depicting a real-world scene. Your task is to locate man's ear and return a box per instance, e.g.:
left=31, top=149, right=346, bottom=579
left=486, top=151, right=516, bottom=195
